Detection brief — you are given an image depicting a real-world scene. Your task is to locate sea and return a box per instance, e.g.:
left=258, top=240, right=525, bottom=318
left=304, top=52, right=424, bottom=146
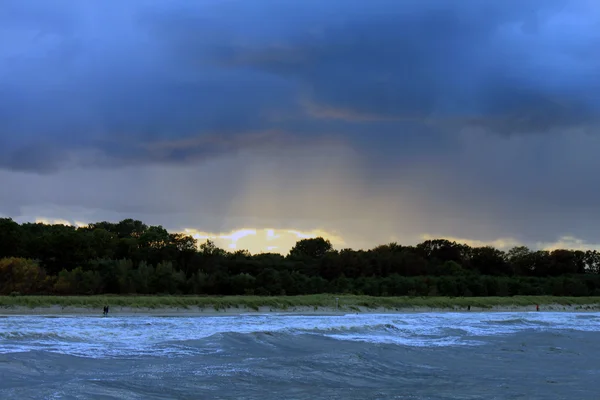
left=1, top=312, right=599, bottom=399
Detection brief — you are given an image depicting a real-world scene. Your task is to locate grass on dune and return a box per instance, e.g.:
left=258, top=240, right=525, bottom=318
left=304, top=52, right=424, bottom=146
left=1, top=295, right=599, bottom=310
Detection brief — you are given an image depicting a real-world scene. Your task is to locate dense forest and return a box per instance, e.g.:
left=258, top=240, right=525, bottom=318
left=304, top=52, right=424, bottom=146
left=1, top=218, right=600, bottom=297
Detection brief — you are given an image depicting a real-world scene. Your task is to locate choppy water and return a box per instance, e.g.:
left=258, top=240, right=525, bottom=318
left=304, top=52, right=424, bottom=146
left=1, top=312, right=599, bottom=399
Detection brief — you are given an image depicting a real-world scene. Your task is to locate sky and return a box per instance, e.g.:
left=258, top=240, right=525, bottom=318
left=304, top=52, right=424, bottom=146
left=1, top=0, right=599, bottom=254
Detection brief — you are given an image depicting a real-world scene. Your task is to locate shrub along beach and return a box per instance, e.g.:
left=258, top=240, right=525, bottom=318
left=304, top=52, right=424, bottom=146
left=1, top=218, right=600, bottom=314
left=1, top=294, right=599, bottom=315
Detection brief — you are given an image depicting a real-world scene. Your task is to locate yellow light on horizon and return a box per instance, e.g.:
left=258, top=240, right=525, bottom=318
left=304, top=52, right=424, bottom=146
left=183, top=227, right=345, bottom=255
left=34, top=218, right=87, bottom=228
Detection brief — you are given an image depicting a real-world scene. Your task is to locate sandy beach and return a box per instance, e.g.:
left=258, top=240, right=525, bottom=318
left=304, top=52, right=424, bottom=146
left=2, top=303, right=599, bottom=316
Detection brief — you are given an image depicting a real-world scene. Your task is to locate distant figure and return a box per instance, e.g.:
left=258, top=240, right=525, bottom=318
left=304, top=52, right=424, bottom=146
left=102, top=306, right=107, bottom=316
left=106, top=305, right=109, bottom=315
left=467, top=305, right=471, bottom=311
left=536, top=304, right=540, bottom=312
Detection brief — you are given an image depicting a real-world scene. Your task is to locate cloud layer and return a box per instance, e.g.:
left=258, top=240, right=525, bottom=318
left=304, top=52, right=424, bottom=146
left=1, top=0, right=599, bottom=252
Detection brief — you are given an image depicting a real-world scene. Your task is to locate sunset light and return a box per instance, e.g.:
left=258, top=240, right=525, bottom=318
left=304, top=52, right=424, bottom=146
left=184, top=227, right=346, bottom=254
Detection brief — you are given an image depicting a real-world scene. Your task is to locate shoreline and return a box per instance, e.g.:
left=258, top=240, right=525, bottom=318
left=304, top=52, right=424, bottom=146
left=2, top=295, right=600, bottom=316
left=2, top=303, right=600, bottom=317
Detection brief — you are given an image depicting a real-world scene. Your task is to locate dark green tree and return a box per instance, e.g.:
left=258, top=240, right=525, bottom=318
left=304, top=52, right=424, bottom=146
left=289, top=237, right=333, bottom=259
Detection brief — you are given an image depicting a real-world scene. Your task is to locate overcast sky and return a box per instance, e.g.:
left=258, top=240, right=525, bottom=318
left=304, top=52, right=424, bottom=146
left=1, top=0, right=599, bottom=253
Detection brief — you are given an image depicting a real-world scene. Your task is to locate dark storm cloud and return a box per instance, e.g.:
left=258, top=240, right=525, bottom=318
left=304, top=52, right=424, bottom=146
left=0, top=0, right=598, bottom=173
left=191, top=0, right=599, bottom=134
left=0, top=1, right=300, bottom=171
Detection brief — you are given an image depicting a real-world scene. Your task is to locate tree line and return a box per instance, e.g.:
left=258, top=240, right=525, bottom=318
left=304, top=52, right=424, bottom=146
left=1, top=218, right=600, bottom=297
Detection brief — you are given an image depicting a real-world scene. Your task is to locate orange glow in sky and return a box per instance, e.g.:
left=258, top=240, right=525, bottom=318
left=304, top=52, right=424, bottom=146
left=184, top=227, right=346, bottom=254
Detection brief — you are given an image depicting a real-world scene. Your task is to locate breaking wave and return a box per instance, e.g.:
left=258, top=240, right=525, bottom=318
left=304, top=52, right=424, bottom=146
left=1, top=312, right=599, bottom=358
